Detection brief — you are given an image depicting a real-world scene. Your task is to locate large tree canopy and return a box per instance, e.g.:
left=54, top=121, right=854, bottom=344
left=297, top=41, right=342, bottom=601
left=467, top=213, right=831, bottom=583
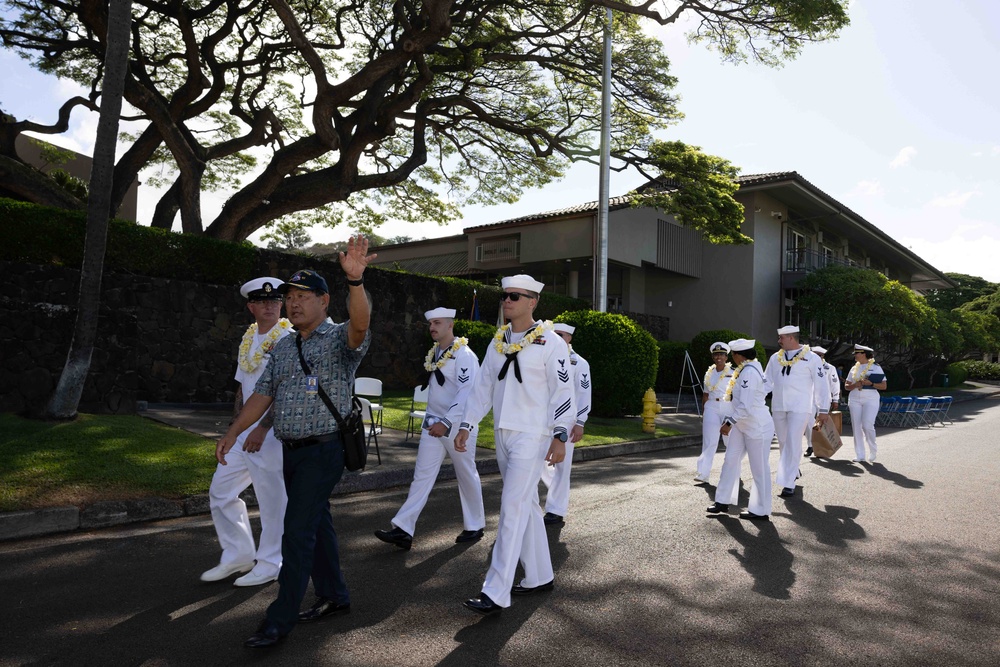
left=796, top=265, right=1000, bottom=387
left=924, top=272, right=998, bottom=310
left=0, top=0, right=849, bottom=241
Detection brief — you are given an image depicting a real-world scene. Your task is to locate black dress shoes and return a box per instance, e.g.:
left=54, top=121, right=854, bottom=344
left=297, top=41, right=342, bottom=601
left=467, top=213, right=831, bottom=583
left=463, top=592, right=502, bottom=616
left=374, top=527, right=412, bottom=550
left=778, top=487, right=795, bottom=498
left=739, top=511, right=770, bottom=521
left=706, top=502, right=729, bottom=514
left=804, top=447, right=813, bottom=457
left=543, top=512, right=564, bottom=525
left=456, top=528, right=485, bottom=543
left=297, top=597, right=351, bottom=623
left=511, top=580, right=554, bottom=596
left=244, top=619, right=284, bottom=648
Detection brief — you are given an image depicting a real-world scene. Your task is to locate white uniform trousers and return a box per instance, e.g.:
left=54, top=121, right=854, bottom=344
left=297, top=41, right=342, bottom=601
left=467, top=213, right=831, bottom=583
left=208, top=430, right=287, bottom=576
left=849, top=391, right=879, bottom=460
left=391, top=429, right=485, bottom=536
left=481, top=429, right=554, bottom=608
left=539, top=440, right=574, bottom=517
left=714, top=426, right=773, bottom=517
left=772, top=411, right=811, bottom=490
left=697, top=401, right=730, bottom=481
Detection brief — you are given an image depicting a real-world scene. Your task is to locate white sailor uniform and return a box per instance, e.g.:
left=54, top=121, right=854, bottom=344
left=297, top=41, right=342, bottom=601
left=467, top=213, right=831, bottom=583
left=764, top=347, right=829, bottom=491
left=208, top=324, right=290, bottom=580
left=540, top=347, right=591, bottom=518
left=460, top=321, right=576, bottom=608
left=846, top=361, right=884, bottom=461
left=697, top=364, right=734, bottom=482
left=391, top=341, right=485, bottom=536
left=714, top=361, right=775, bottom=516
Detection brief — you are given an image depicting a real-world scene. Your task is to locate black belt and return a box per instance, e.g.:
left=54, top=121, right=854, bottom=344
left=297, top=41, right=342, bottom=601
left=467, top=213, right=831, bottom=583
left=282, top=434, right=337, bottom=450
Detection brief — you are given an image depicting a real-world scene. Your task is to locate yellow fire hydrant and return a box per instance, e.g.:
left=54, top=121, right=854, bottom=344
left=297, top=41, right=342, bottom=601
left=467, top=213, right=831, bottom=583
left=642, top=388, right=661, bottom=433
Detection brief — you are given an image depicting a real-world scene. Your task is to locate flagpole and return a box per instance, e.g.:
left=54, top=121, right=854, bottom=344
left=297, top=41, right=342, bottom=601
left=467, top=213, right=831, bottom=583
left=595, top=7, right=612, bottom=313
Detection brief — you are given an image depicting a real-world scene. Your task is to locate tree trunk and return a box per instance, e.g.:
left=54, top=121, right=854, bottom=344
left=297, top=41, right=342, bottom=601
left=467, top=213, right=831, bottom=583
left=43, top=0, right=133, bottom=419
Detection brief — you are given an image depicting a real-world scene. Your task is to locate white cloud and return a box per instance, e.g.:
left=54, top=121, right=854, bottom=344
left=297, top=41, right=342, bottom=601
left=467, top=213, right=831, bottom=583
left=904, top=233, right=1000, bottom=283
left=850, top=180, right=883, bottom=196
left=928, top=190, right=979, bottom=208
left=889, top=146, right=917, bottom=168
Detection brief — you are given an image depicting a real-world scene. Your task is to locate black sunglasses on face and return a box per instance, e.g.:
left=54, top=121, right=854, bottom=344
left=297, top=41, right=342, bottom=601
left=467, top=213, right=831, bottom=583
left=501, top=291, right=533, bottom=302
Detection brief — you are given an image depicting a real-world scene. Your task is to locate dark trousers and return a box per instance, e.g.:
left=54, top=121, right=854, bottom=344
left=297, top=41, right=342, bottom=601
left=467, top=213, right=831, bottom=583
left=266, top=438, right=347, bottom=634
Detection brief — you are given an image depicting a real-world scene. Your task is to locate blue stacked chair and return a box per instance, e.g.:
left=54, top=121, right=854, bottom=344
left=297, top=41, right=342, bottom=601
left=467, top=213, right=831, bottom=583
left=876, top=396, right=898, bottom=426
left=888, top=396, right=913, bottom=426
left=902, top=396, right=932, bottom=428
left=938, top=396, right=954, bottom=425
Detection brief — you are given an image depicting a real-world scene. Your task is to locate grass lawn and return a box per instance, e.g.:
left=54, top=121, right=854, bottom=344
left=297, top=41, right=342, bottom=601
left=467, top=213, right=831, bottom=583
left=378, top=390, right=683, bottom=449
left=0, top=394, right=684, bottom=513
left=0, top=413, right=215, bottom=512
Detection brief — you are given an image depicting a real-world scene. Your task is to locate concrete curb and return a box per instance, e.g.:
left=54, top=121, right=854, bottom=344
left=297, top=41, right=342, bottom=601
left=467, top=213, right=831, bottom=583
left=0, top=434, right=701, bottom=542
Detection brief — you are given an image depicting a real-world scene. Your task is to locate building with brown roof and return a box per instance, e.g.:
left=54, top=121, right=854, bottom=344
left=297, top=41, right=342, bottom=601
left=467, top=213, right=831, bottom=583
left=371, top=172, right=953, bottom=343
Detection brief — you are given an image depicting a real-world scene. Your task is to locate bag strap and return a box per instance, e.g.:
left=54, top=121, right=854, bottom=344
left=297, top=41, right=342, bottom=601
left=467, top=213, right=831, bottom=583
left=296, top=333, right=349, bottom=432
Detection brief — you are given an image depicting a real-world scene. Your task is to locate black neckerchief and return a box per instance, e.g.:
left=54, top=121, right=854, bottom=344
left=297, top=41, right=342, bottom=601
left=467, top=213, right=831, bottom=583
left=497, top=325, right=538, bottom=383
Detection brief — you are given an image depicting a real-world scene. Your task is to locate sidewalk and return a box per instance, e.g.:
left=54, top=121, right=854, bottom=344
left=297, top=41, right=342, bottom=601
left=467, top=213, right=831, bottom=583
left=4, top=384, right=996, bottom=542
left=0, top=397, right=704, bottom=542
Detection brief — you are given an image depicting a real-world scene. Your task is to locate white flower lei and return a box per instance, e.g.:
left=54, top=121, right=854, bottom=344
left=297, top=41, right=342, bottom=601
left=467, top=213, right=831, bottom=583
left=493, top=320, right=553, bottom=355
left=424, top=337, right=468, bottom=371
left=238, top=318, right=291, bottom=373
left=723, top=361, right=749, bottom=402
left=703, top=363, right=732, bottom=392
left=850, top=358, right=876, bottom=382
left=778, top=344, right=811, bottom=368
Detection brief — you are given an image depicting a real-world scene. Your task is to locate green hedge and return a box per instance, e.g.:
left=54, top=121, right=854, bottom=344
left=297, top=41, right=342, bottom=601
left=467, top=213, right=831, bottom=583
left=955, top=360, right=1000, bottom=381
left=453, top=319, right=498, bottom=361
left=554, top=310, right=658, bottom=417
left=656, top=340, right=689, bottom=392
left=689, top=329, right=765, bottom=372
left=1, top=197, right=258, bottom=284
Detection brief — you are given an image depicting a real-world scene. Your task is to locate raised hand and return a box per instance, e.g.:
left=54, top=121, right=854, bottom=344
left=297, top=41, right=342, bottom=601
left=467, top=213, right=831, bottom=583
left=339, top=235, right=378, bottom=281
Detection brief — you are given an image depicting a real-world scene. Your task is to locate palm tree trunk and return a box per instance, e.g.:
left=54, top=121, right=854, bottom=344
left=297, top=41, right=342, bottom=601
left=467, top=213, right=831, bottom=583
left=43, top=0, right=133, bottom=419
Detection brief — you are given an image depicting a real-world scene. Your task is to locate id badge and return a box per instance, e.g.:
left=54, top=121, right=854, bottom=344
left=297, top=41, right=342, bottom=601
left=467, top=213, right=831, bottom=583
left=305, top=375, right=319, bottom=396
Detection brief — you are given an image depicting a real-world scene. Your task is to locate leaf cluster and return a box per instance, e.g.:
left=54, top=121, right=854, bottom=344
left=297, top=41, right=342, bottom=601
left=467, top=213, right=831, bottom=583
left=1, top=0, right=850, bottom=240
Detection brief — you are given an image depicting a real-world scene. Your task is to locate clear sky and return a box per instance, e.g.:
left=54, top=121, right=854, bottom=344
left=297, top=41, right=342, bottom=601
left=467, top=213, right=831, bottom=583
left=2, top=0, right=999, bottom=282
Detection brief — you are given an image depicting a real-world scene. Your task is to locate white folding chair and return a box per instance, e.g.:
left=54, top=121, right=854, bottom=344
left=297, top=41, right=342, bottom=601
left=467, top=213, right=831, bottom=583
left=354, top=377, right=383, bottom=434
left=406, top=385, right=429, bottom=441
left=356, top=396, right=382, bottom=465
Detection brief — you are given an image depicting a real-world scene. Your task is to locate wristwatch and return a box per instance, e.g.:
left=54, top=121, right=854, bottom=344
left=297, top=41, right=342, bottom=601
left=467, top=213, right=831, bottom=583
left=554, top=432, right=568, bottom=442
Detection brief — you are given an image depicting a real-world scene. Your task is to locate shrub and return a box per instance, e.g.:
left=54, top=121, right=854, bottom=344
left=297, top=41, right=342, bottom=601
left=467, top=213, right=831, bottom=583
left=0, top=197, right=257, bottom=284
left=453, top=319, right=498, bottom=361
left=656, top=340, right=690, bottom=392
left=955, top=360, right=1000, bottom=381
left=689, top=329, right=765, bottom=372
left=554, top=310, right=658, bottom=417
left=942, top=362, right=968, bottom=386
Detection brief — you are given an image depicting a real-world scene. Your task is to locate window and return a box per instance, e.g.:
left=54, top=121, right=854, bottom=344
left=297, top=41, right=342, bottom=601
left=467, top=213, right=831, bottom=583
left=786, top=229, right=808, bottom=270
left=822, top=245, right=836, bottom=267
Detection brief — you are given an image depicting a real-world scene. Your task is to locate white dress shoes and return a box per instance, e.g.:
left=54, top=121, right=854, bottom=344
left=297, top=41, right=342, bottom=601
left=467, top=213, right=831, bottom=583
left=234, top=568, right=279, bottom=587
left=200, top=561, right=254, bottom=582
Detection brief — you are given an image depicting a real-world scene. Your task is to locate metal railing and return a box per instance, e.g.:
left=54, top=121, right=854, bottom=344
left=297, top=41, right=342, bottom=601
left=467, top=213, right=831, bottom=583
left=784, top=249, right=858, bottom=272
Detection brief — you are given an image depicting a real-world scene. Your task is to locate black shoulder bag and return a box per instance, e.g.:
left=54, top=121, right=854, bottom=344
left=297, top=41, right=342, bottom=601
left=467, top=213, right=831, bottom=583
left=295, top=334, right=369, bottom=471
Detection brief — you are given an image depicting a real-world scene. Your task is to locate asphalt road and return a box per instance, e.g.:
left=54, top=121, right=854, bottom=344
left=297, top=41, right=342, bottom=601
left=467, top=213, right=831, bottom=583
left=2, top=398, right=998, bottom=667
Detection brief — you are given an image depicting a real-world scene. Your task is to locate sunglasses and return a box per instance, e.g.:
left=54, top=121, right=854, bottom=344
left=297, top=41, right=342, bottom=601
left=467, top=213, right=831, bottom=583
left=501, top=291, right=534, bottom=302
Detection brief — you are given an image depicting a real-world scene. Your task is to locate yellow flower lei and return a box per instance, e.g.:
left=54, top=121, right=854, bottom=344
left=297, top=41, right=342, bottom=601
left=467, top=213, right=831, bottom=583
left=723, top=361, right=749, bottom=401
left=850, top=358, right=876, bottom=382
left=777, top=344, right=811, bottom=368
left=703, top=363, right=732, bottom=392
left=423, top=337, right=468, bottom=371
left=238, top=318, right=291, bottom=373
left=493, top=320, right=553, bottom=355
